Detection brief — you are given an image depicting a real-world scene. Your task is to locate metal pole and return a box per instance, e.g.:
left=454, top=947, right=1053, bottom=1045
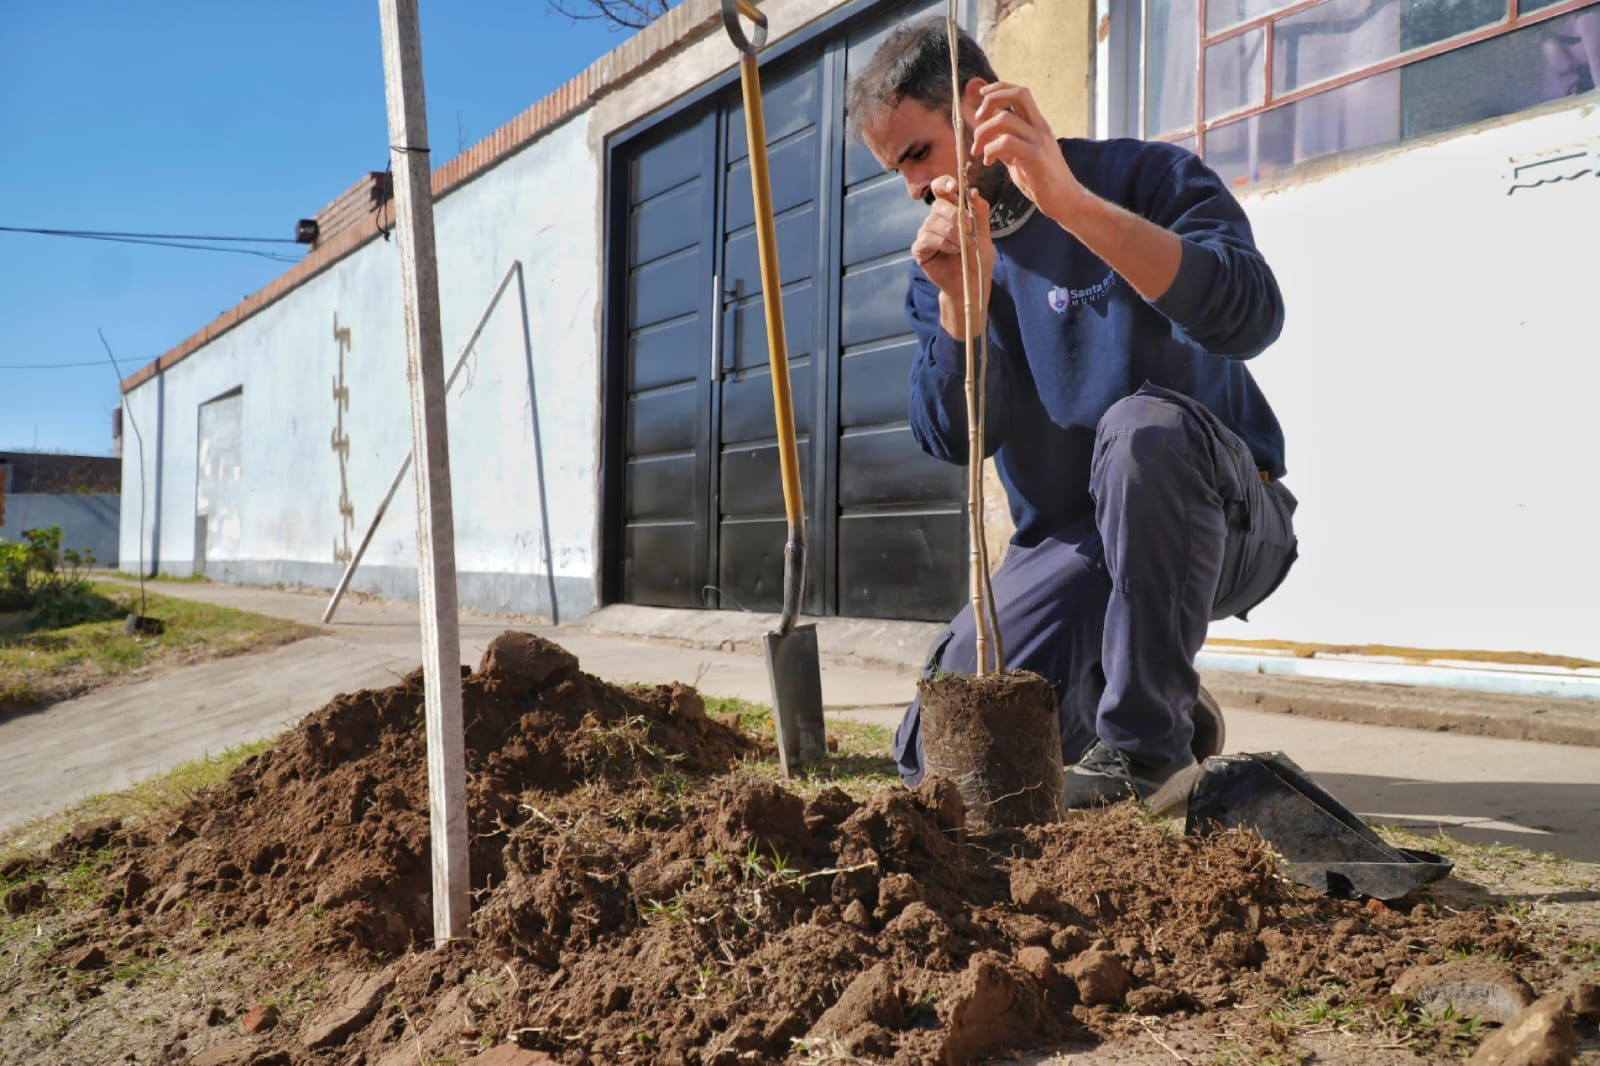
left=376, top=0, right=469, bottom=944
left=513, top=262, right=562, bottom=626
left=321, top=261, right=523, bottom=625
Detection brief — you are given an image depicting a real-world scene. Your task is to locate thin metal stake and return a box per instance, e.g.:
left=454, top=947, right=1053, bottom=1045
left=513, top=262, right=562, bottom=626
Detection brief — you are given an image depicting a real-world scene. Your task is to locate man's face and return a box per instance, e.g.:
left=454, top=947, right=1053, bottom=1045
left=861, top=88, right=1007, bottom=204
left=1539, top=26, right=1593, bottom=98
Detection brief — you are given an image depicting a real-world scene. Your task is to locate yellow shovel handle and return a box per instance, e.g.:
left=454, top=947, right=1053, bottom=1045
left=738, top=51, right=805, bottom=536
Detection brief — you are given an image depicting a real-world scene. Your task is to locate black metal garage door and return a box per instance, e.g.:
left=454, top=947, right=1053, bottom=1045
left=608, top=0, right=965, bottom=622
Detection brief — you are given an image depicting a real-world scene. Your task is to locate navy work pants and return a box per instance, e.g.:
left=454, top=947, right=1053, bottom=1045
left=893, top=383, right=1299, bottom=785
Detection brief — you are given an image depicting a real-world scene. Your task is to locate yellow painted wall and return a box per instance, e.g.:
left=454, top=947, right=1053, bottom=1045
left=987, top=0, right=1096, bottom=137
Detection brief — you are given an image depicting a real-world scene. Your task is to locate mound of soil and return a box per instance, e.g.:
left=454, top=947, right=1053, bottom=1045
left=106, top=632, right=757, bottom=959
left=21, top=631, right=1576, bottom=1065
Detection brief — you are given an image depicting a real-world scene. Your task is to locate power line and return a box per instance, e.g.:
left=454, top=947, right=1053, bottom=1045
left=0, top=224, right=303, bottom=262
left=1, top=360, right=132, bottom=370
left=1, top=224, right=300, bottom=244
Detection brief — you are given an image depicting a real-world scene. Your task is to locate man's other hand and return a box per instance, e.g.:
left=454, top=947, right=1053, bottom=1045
left=913, top=175, right=994, bottom=340
left=972, top=82, right=1086, bottom=224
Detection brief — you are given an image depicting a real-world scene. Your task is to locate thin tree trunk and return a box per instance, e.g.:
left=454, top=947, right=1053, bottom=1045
left=946, top=9, right=997, bottom=675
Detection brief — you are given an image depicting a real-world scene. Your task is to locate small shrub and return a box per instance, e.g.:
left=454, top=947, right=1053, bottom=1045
left=0, top=541, right=29, bottom=609
left=0, top=526, right=114, bottom=627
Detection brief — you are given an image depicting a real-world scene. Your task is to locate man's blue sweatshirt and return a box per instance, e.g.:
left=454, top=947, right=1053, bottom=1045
left=907, top=137, right=1287, bottom=546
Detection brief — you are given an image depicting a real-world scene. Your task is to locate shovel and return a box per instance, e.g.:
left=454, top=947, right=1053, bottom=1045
left=1186, top=752, right=1454, bottom=901
left=723, top=0, right=828, bottom=776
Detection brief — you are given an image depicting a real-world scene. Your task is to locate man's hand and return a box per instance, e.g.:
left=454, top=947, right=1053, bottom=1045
left=972, top=78, right=1184, bottom=303
left=912, top=175, right=994, bottom=340
left=972, top=82, right=1087, bottom=225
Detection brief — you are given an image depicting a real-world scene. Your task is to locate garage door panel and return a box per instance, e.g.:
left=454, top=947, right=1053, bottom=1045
left=838, top=426, right=963, bottom=507
left=841, top=257, right=913, bottom=348
left=842, top=176, right=925, bottom=265
left=726, top=284, right=816, bottom=369
left=630, top=251, right=702, bottom=328
left=717, top=517, right=820, bottom=612
left=725, top=132, right=819, bottom=233
left=724, top=206, right=816, bottom=294
left=840, top=340, right=916, bottom=428
left=721, top=362, right=814, bottom=444
left=725, top=63, right=820, bottom=162
left=628, top=382, right=699, bottom=456
left=632, top=121, right=705, bottom=202
left=625, top=523, right=702, bottom=607
left=631, top=182, right=704, bottom=266
left=838, top=511, right=965, bottom=620
left=626, top=454, right=698, bottom=521
left=629, top=317, right=701, bottom=392
left=720, top=438, right=814, bottom=517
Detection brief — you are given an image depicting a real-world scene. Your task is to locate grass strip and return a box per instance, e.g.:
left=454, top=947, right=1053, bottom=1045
left=0, top=582, right=315, bottom=709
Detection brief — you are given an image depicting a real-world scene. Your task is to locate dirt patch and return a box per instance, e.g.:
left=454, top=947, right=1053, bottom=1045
left=2, top=631, right=1595, bottom=1065
left=919, top=671, right=1065, bottom=829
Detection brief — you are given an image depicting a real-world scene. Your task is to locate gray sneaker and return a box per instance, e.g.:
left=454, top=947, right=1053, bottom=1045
left=1065, top=740, right=1202, bottom=815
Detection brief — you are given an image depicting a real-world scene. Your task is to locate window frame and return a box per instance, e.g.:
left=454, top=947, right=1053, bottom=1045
left=1113, top=0, right=1597, bottom=160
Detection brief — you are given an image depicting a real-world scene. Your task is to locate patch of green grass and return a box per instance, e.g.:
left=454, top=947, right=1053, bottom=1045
left=111, top=571, right=211, bottom=584
left=56, top=847, right=118, bottom=909
left=0, top=736, right=275, bottom=862
left=704, top=695, right=899, bottom=797
left=0, top=582, right=314, bottom=709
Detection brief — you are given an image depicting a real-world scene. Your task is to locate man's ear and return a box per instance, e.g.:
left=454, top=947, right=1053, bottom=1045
left=960, top=76, right=989, bottom=114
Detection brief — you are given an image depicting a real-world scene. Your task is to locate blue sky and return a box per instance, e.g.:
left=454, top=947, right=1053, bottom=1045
left=1, top=1, right=630, bottom=456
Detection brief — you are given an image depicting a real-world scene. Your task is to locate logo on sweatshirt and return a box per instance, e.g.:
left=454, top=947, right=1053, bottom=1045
left=1047, top=269, right=1117, bottom=313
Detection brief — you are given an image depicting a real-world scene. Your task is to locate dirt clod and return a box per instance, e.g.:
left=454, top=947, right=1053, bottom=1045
left=1016, top=944, right=1055, bottom=982
left=939, top=951, right=1057, bottom=1065
left=152, top=880, right=189, bottom=915
left=240, top=1003, right=280, bottom=1034
left=1063, top=948, right=1131, bottom=1006
left=1468, top=990, right=1576, bottom=1066
left=69, top=945, right=107, bottom=971
left=1010, top=869, right=1059, bottom=915
left=1392, top=959, right=1536, bottom=1023
left=299, top=969, right=394, bottom=1049
left=809, top=962, right=907, bottom=1041
left=54, top=817, right=120, bottom=856
left=1570, top=982, right=1600, bottom=1024
left=470, top=1046, right=560, bottom=1064
left=2, top=879, right=48, bottom=915
left=476, top=631, right=578, bottom=696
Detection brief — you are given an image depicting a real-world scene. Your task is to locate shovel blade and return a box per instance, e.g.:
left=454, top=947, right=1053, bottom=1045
left=764, top=623, right=827, bottom=777
left=1186, top=752, right=1453, bottom=901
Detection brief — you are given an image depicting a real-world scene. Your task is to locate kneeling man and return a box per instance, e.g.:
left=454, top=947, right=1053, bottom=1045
left=848, top=18, right=1300, bottom=809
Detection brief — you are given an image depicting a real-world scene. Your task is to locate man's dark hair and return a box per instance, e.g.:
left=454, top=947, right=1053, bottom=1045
left=845, top=16, right=997, bottom=142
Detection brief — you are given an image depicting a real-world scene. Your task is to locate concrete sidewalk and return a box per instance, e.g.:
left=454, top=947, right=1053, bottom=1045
left=3, top=579, right=1597, bottom=864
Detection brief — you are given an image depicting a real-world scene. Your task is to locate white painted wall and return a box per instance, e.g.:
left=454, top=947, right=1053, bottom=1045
left=119, top=115, right=600, bottom=619
left=1209, top=99, right=1600, bottom=659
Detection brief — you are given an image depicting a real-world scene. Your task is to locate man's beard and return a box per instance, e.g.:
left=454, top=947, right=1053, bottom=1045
left=967, top=154, right=1009, bottom=203
left=966, top=150, right=1037, bottom=238
left=916, top=154, right=1011, bottom=206
left=917, top=132, right=1037, bottom=237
